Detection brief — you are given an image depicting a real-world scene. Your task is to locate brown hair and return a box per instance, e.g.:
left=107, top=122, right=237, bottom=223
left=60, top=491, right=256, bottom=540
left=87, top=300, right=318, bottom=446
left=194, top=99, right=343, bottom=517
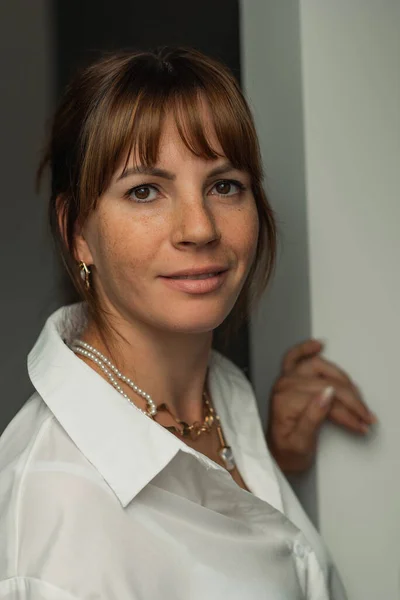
left=37, top=46, right=277, bottom=344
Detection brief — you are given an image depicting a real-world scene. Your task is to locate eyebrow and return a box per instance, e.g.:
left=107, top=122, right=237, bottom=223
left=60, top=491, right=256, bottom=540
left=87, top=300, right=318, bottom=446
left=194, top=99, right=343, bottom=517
left=117, top=166, right=175, bottom=182
left=116, top=161, right=240, bottom=182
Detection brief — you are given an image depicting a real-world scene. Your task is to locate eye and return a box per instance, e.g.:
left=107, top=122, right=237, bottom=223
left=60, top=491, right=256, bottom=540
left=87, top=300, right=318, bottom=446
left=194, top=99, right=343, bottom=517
left=126, top=184, right=159, bottom=203
left=210, top=179, right=246, bottom=197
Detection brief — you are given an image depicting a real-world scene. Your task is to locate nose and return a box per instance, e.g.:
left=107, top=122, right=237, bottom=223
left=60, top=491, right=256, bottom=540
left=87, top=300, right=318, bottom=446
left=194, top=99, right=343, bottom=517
left=171, top=197, right=221, bottom=249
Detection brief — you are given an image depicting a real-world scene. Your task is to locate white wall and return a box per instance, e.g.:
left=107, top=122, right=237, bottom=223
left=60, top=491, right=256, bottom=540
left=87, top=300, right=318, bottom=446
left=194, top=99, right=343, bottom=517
left=300, top=3, right=400, bottom=599
left=242, top=1, right=400, bottom=598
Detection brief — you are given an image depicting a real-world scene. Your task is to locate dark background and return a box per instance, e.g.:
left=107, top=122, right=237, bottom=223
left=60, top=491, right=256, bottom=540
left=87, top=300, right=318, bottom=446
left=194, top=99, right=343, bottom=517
left=54, top=0, right=241, bottom=89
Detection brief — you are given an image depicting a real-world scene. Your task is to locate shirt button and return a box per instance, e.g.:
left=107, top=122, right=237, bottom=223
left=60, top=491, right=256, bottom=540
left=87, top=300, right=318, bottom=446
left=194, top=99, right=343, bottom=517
left=294, top=542, right=305, bottom=559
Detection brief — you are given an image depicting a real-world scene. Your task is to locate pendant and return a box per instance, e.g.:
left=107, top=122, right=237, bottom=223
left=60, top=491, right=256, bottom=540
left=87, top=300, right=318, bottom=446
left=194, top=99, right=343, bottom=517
left=218, top=445, right=236, bottom=472
left=216, top=421, right=236, bottom=471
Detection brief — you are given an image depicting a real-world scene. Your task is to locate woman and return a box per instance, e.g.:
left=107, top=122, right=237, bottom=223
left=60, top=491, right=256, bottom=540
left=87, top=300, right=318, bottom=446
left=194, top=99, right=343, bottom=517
left=0, top=47, right=374, bottom=599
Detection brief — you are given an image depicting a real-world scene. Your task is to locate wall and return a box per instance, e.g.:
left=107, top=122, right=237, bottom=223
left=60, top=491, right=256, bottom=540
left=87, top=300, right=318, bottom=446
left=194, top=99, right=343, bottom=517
left=240, top=1, right=317, bottom=522
left=242, top=1, right=400, bottom=598
left=0, top=0, right=58, bottom=434
left=300, top=3, right=400, bottom=598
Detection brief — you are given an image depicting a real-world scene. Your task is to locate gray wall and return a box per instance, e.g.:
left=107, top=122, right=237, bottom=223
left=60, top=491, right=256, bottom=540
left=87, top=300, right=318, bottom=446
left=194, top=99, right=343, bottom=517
left=0, top=0, right=58, bottom=433
left=240, top=1, right=317, bottom=522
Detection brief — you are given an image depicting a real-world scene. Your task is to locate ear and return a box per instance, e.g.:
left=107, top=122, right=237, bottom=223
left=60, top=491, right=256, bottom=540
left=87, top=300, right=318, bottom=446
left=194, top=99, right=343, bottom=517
left=56, top=195, right=94, bottom=265
left=74, top=220, right=94, bottom=265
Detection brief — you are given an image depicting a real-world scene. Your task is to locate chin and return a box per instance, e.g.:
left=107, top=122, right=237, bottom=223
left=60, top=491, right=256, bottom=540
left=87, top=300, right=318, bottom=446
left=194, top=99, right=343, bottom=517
left=158, top=306, right=232, bottom=335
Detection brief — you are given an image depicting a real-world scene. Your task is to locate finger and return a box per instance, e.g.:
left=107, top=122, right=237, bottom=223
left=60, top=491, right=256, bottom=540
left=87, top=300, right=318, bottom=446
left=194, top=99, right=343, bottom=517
left=282, top=339, right=324, bottom=374
left=292, top=355, right=364, bottom=416
left=270, top=389, right=317, bottom=424
left=289, top=386, right=335, bottom=449
left=295, top=358, right=377, bottom=422
left=329, top=383, right=373, bottom=424
left=273, top=374, right=340, bottom=393
left=274, top=374, right=350, bottom=396
left=329, top=403, right=370, bottom=434
left=295, top=355, right=352, bottom=384
left=274, top=375, right=373, bottom=424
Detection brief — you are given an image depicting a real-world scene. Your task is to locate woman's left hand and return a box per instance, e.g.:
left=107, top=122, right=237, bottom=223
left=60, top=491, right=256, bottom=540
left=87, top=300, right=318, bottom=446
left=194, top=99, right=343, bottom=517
left=266, top=339, right=377, bottom=474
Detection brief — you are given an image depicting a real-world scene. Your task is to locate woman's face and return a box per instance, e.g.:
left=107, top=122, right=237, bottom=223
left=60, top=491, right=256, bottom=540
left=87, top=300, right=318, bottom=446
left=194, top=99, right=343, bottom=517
left=76, top=110, right=259, bottom=335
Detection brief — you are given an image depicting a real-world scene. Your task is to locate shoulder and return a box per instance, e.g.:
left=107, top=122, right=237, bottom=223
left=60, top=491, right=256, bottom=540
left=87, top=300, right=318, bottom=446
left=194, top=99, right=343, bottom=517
left=0, top=393, right=53, bottom=579
left=0, top=393, right=114, bottom=583
left=0, top=392, right=54, bottom=487
left=0, top=391, right=113, bottom=510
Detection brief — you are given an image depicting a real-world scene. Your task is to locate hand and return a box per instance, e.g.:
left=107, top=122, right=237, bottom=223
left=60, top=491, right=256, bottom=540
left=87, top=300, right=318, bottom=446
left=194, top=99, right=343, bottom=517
left=267, top=339, right=377, bottom=474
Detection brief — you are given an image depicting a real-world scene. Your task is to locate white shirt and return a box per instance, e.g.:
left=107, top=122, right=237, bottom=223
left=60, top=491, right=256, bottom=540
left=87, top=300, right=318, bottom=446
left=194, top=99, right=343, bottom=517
left=0, top=303, right=346, bottom=599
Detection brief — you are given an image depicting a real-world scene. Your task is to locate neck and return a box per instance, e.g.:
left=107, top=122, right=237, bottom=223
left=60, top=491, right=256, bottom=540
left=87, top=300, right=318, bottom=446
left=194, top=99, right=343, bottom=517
left=79, top=312, right=213, bottom=424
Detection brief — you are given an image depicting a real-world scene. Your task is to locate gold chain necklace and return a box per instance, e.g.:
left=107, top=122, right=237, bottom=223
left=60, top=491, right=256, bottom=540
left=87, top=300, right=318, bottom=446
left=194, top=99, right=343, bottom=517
left=158, top=390, right=214, bottom=439
left=71, top=339, right=236, bottom=472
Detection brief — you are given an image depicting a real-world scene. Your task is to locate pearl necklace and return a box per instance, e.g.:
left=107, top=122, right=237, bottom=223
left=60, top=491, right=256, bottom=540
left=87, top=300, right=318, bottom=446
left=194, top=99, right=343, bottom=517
left=70, top=339, right=236, bottom=472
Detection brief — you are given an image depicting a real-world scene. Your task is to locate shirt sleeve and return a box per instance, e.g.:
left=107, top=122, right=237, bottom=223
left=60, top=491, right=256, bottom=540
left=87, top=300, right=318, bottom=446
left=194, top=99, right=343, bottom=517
left=0, top=577, right=80, bottom=600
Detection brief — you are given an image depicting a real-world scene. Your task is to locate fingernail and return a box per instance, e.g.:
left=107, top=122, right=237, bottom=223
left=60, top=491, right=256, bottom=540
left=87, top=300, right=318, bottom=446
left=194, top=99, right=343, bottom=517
left=369, top=412, right=378, bottom=424
left=360, top=423, right=370, bottom=434
left=320, top=386, right=335, bottom=407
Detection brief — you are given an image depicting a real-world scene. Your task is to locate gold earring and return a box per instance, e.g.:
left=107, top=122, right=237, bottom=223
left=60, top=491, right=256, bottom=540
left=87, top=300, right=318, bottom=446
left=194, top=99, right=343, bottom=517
left=79, top=261, right=91, bottom=290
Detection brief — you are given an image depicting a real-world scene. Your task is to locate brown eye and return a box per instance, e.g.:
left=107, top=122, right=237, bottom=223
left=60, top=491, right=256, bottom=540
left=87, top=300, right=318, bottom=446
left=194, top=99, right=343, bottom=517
left=211, top=180, right=244, bottom=197
left=127, top=184, right=158, bottom=203
left=135, top=187, right=151, bottom=200
left=215, top=181, right=232, bottom=195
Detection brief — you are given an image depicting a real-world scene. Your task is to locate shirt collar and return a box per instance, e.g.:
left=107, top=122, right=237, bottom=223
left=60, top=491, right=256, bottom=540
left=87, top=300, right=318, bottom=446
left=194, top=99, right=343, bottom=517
left=28, top=303, right=282, bottom=511
left=28, top=303, right=227, bottom=507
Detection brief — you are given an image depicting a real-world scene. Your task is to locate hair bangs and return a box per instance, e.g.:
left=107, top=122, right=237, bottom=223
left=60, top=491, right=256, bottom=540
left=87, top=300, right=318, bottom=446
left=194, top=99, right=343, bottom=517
left=171, top=87, right=222, bottom=160
left=113, top=85, right=233, bottom=182
left=208, top=88, right=263, bottom=181
left=79, top=88, right=167, bottom=213
left=81, top=70, right=262, bottom=208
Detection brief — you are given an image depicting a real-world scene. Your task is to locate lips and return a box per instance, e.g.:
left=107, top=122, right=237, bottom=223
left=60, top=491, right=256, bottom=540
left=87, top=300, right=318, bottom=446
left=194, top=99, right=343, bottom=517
left=168, top=272, right=223, bottom=280
left=160, top=270, right=228, bottom=294
left=163, top=266, right=228, bottom=278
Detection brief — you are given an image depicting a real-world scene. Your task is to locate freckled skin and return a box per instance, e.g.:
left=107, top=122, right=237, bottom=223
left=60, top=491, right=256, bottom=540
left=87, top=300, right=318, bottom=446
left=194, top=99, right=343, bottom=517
left=76, top=112, right=259, bottom=337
